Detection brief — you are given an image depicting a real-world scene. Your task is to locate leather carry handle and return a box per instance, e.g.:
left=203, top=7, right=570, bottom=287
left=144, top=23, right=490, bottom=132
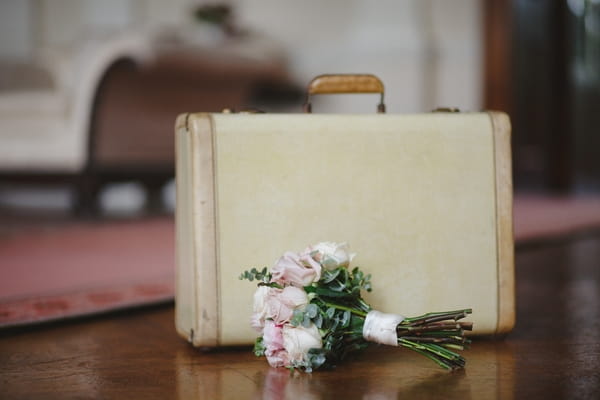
left=303, top=74, right=386, bottom=113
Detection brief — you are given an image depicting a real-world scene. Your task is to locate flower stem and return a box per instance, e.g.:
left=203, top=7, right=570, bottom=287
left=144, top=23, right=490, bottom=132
left=357, top=298, right=372, bottom=313
left=408, top=346, right=453, bottom=370
left=323, top=302, right=368, bottom=317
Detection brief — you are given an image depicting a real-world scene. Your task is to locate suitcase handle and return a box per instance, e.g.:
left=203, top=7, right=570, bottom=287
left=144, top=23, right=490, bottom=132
left=303, top=74, right=386, bottom=113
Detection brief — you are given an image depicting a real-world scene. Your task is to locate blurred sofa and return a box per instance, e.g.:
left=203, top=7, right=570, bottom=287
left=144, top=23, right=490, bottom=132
left=0, top=32, right=153, bottom=214
left=0, top=30, right=298, bottom=215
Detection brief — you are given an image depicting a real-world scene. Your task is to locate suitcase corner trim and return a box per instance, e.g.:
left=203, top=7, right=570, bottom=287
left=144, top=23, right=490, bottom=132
left=489, top=111, right=516, bottom=334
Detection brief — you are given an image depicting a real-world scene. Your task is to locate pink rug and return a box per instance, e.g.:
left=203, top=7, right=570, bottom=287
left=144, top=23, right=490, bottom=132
left=513, top=194, right=600, bottom=243
left=0, top=218, right=174, bottom=328
left=1, top=194, right=599, bottom=328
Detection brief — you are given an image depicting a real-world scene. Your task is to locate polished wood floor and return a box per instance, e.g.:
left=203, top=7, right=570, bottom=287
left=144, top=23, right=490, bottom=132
left=1, top=236, right=599, bottom=399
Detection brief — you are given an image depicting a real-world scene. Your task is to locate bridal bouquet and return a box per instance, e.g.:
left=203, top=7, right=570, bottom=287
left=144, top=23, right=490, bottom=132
left=240, top=242, right=472, bottom=372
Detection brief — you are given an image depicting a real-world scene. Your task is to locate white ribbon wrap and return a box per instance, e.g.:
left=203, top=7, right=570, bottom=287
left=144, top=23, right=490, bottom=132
left=362, top=310, right=404, bottom=346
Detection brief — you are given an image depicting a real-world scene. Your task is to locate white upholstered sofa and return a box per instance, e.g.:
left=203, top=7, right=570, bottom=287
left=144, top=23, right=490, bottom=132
left=0, top=29, right=296, bottom=215
left=0, top=32, right=152, bottom=174
left=0, top=32, right=155, bottom=214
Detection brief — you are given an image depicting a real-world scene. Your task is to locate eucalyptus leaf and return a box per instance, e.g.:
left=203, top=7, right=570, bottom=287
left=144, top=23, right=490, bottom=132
left=253, top=337, right=266, bottom=356
left=330, top=319, right=339, bottom=332
left=328, top=280, right=346, bottom=292
left=322, top=269, right=341, bottom=284
left=304, top=286, right=317, bottom=293
left=314, top=313, right=323, bottom=328
left=302, top=314, right=312, bottom=328
left=341, top=310, right=351, bottom=328
left=326, top=307, right=335, bottom=319
left=291, top=309, right=304, bottom=326
left=308, top=349, right=327, bottom=369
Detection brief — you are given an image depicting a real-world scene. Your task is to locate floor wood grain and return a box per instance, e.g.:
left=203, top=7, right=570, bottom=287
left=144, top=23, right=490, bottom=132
left=1, top=236, right=599, bottom=399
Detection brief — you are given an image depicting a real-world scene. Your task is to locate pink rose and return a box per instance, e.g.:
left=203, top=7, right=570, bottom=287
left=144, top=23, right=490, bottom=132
left=266, top=286, right=308, bottom=325
left=264, top=320, right=284, bottom=349
left=271, top=251, right=321, bottom=287
left=263, top=320, right=288, bottom=367
left=265, top=348, right=288, bottom=368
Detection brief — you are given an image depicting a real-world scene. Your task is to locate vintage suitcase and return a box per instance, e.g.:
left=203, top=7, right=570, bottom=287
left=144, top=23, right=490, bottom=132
left=175, top=74, right=514, bottom=347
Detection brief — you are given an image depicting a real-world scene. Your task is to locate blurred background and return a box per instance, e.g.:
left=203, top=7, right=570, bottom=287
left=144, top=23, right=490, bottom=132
left=0, top=0, right=485, bottom=218
left=0, top=0, right=599, bottom=326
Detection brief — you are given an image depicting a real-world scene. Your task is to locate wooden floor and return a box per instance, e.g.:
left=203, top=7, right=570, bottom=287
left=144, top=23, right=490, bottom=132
left=1, top=236, right=599, bottom=399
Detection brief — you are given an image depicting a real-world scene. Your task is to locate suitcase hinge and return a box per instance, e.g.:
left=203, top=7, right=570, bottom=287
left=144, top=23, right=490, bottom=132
left=221, top=108, right=265, bottom=114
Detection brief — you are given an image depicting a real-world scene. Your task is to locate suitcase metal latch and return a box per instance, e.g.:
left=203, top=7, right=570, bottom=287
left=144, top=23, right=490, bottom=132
left=432, top=107, right=461, bottom=113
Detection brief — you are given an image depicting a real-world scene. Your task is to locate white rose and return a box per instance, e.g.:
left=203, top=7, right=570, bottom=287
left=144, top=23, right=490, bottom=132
left=251, top=286, right=272, bottom=331
left=282, top=323, right=322, bottom=363
left=307, top=242, right=355, bottom=270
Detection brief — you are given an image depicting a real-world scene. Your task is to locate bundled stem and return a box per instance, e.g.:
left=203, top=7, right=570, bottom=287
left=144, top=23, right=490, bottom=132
left=396, top=309, right=472, bottom=370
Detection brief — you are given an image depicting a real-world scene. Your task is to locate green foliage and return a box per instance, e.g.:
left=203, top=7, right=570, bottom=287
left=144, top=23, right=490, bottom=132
left=320, top=267, right=372, bottom=294
left=239, top=267, right=271, bottom=283
left=254, top=337, right=266, bottom=357
left=286, top=348, right=328, bottom=373
left=294, top=266, right=375, bottom=369
left=350, top=267, right=372, bottom=292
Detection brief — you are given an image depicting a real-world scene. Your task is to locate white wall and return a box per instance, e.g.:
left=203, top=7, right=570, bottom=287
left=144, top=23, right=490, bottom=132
left=35, top=0, right=193, bottom=48
left=430, top=0, right=483, bottom=111
left=1, top=0, right=483, bottom=112
left=0, top=0, right=35, bottom=60
left=233, top=0, right=483, bottom=113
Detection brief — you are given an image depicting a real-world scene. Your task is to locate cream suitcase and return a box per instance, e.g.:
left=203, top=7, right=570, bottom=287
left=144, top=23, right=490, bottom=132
left=175, top=75, right=515, bottom=347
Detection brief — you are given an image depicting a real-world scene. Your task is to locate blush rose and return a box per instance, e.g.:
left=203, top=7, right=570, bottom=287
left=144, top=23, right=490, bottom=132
left=282, top=323, right=323, bottom=364
left=271, top=251, right=322, bottom=287
left=266, top=286, right=309, bottom=325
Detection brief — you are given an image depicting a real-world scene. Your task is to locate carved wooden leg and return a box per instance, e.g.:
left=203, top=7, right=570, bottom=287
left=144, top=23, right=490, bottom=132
left=144, top=179, right=167, bottom=214
left=74, top=176, right=101, bottom=217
